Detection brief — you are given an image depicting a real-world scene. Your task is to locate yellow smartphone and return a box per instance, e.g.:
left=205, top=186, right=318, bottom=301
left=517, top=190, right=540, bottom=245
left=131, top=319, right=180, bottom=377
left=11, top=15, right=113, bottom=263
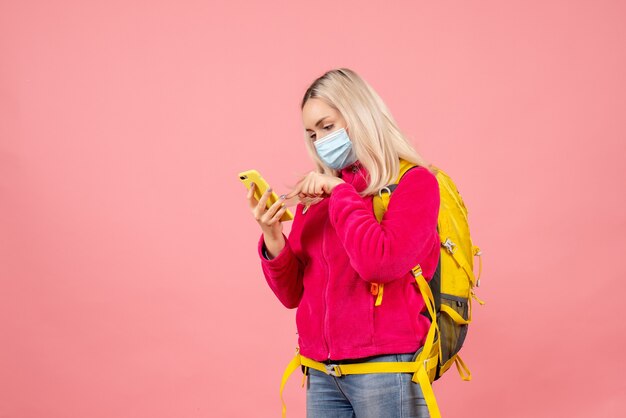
left=239, top=169, right=294, bottom=222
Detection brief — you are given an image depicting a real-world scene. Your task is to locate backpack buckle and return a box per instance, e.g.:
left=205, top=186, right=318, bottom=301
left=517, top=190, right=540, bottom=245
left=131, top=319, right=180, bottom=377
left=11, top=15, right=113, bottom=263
left=378, top=186, right=391, bottom=198
left=412, top=265, right=423, bottom=277
left=325, top=364, right=342, bottom=377
left=442, top=238, right=456, bottom=254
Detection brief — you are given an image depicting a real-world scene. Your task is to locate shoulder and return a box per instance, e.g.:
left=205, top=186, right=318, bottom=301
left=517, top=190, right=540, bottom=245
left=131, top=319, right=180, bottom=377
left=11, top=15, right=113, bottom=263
left=383, top=165, right=440, bottom=218
left=397, top=165, right=439, bottom=193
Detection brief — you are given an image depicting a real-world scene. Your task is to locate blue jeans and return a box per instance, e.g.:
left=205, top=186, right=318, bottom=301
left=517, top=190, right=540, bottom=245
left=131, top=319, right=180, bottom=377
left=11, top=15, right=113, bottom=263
left=305, top=351, right=430, bottom=418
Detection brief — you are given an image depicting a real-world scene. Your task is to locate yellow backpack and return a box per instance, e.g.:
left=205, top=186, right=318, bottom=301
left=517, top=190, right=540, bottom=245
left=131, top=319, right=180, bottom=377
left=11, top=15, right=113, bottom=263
left=279, top=159, right=484, bottom=418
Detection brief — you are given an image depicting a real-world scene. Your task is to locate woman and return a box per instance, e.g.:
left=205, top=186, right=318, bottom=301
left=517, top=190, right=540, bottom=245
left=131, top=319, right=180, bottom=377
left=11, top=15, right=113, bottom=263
left=246, top=68, right=440, bottom=417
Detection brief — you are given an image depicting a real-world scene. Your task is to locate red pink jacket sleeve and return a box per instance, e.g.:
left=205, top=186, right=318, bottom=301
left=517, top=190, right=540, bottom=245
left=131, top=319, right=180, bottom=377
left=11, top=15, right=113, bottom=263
left=327, top=166, right=440, bottom=283
left=257, top=232, right=304, bottom=309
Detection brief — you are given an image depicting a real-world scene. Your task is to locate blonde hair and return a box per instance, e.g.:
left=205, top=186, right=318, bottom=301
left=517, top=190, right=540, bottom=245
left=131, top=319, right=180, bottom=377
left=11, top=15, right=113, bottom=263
left=301, top=67, right=435, bottom=197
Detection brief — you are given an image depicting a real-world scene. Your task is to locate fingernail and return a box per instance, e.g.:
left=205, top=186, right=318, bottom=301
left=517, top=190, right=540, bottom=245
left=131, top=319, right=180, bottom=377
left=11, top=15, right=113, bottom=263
left=279, top=194, right=286, bottom=200
left=267, top=187, right=272, bottom=193
left=250, top=182, right=255, bottom=188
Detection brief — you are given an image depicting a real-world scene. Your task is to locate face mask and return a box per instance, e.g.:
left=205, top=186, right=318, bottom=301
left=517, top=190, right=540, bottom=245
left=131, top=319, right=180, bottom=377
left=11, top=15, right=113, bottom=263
left=314, top=127, right=357, bottom=170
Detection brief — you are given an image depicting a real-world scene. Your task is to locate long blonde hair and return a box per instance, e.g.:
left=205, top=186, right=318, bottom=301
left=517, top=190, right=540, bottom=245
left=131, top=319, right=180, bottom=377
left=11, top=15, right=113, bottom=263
left=301, top=68, right=435, bottom=197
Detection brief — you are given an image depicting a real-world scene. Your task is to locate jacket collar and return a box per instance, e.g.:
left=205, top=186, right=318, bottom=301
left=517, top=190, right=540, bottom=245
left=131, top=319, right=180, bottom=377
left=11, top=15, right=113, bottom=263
left=338, top=160, right=362, bottom=176
left=338, top=160, right=368, bottom=193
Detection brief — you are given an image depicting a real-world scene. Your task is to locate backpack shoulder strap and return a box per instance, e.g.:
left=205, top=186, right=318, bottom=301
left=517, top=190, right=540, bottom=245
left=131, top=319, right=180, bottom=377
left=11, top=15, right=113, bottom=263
left=373, top=159, right=419, bottom=222
left=369, top=159, right=426, bottom=307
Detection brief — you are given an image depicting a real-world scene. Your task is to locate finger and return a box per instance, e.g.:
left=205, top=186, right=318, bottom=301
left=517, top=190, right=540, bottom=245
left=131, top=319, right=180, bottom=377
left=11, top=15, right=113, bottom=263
left=285, top=176, right=304, bottom=197
left=288, top=173, right=312, bottom=198
left=284, top=186, right=301, bottom=200
left=305, top=179, right=318, bottom=197
left=263, top=195, right=286, bottom=221
left=256, top=185, right=273, bottom=213
left=297, top=177, right=311, bottom=197
left=318, top=180, right=331, bottom=196
left=267, top=205, right=288, bottom=225
left=314, top=179, right=325, bottom=196
left=280, top=195, right=300, bottom=207
left=303, top=197, right=322, bottom=209
left=247, top=182, right=258, bottom=209
left=309, top=178, right=322, bottom=196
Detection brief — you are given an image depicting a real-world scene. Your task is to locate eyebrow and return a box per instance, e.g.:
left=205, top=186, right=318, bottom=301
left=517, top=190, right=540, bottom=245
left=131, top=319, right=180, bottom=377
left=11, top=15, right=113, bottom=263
left=305, top=116, right=331, bottom=131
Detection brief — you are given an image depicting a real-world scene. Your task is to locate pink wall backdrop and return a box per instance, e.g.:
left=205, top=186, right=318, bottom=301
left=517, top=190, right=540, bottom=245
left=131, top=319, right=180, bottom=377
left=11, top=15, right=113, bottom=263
left=1, top=1, right=624, bottom=417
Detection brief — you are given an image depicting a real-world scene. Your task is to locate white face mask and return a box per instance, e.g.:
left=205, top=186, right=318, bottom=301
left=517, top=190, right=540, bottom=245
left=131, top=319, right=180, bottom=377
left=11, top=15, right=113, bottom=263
left=314, top=128, right=357, bottom=170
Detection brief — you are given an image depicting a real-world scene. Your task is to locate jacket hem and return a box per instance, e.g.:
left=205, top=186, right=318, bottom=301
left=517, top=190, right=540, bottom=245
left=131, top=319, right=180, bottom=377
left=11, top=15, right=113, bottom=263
left=299, top=341, right=426, bottom=363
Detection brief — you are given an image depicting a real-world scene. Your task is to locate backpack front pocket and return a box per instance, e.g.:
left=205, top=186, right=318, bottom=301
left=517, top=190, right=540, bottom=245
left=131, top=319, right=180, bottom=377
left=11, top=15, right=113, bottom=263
left=438, top=293, right=469, bottom=366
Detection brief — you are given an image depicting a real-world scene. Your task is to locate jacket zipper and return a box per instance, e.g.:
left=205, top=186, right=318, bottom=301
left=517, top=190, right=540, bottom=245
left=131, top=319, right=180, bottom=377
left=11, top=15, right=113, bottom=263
left=321, top=167, right=353, bottom=360
left=321, top=215, right=331, bottom=359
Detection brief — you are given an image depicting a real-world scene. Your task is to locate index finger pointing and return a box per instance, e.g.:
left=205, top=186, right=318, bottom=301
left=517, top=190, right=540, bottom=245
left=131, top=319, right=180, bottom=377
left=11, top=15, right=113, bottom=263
left=284, top=188, right=299, bottom=200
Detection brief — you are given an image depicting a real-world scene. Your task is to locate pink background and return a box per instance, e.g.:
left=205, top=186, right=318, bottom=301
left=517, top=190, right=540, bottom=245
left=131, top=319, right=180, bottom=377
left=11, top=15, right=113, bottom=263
left=1, top=1, right=625, bottom=417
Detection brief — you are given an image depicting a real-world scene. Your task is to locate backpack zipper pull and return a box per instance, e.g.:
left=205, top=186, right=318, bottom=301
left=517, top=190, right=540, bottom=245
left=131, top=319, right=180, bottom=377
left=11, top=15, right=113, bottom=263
left=442, top=238, right=456, bottom=254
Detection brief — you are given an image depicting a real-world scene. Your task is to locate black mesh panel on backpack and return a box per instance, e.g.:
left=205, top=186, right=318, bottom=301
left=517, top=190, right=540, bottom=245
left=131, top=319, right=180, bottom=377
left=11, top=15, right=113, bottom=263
left=420, top=251, right=441, bottom=324
left=418, top=227, right=471, bottom=381
left=419, top=245, right=443, bottom=379
left=436, top=256, right=470, bottom=381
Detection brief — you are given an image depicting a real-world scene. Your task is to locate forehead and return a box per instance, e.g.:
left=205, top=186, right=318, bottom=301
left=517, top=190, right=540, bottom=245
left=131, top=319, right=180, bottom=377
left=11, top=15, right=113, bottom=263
left=302, top=98, right=339, bottom=127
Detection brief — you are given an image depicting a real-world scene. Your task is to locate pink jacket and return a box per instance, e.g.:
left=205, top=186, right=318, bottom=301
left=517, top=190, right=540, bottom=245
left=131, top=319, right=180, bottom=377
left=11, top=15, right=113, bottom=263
left=258, top=160, right=441, bottom=362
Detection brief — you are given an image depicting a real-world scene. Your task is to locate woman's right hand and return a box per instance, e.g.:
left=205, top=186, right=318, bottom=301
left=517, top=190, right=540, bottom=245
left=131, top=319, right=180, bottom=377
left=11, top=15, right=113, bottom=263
left=247, top=183, right=287, bottom=258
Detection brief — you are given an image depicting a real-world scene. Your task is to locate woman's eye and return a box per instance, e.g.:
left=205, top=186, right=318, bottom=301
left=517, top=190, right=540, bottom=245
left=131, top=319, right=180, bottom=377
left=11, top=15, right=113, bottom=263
left=310, top=125, right=334, bottom=140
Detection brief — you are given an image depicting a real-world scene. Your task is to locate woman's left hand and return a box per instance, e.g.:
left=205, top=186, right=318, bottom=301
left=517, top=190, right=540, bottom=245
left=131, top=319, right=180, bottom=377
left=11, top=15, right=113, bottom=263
left=285, top=172, right=345, bottom=201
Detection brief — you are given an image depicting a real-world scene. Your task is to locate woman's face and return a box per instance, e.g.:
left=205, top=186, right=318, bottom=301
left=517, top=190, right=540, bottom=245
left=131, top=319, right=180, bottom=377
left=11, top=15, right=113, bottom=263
left=302, top=98, right=347, bottom=143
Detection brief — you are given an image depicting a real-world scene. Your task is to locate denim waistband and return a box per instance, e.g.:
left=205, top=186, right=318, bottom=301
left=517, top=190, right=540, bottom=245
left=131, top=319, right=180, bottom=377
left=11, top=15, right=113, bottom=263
left=319, top=348, right=423, bottom=365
